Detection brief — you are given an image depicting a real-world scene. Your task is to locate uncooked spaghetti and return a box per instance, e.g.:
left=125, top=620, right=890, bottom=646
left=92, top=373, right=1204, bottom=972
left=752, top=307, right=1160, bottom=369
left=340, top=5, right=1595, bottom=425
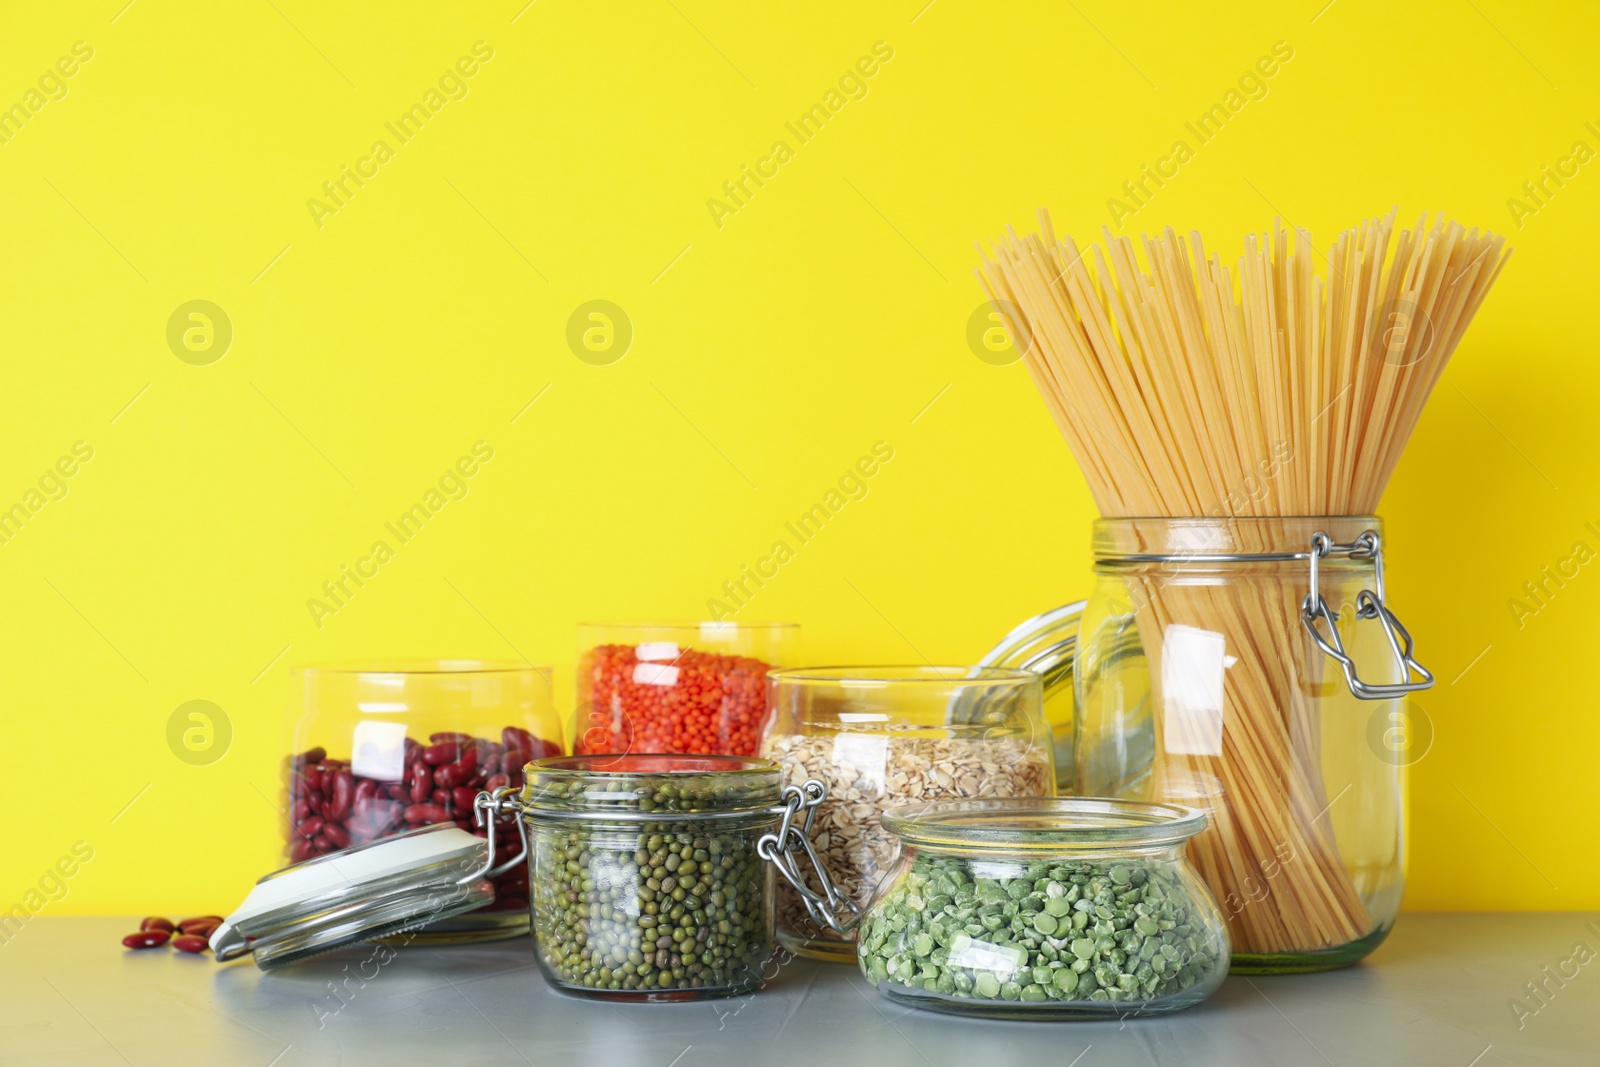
left=977, top=211, right=1507, bottom=954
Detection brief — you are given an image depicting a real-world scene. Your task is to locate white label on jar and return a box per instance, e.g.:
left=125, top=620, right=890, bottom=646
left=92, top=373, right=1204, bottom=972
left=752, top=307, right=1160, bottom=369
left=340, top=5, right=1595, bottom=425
left=947, top=933, right=1026, bottom=976
left=352, top=720, right=409, bottom=781
left=831, top=732, right=889, bottom=791
left=1160, top=623, right=1227, bottom=756
left=633, top=662, right=681, bottom=686
left=636, top=642, right=680, bottom=662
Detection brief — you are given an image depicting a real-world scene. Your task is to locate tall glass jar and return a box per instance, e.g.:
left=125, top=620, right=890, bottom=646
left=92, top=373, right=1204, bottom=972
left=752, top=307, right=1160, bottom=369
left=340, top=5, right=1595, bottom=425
left=762, top=666, right=1055, bottom=961
left=284, top=660, right=563, bottom=942
left=858, top=798, right=1228, bottom=1019
left=1075, top=517, right=1431, bottom=973
left=574, top=622, right=798, bottom=757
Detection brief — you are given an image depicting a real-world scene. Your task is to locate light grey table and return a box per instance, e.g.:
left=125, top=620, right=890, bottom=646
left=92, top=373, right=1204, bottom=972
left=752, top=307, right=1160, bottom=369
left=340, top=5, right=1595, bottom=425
left=1, top=915, right=1594, bottom=1066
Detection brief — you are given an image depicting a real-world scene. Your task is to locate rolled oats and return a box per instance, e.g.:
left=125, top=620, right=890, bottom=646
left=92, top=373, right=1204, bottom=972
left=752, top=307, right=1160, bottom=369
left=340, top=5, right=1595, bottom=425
left=764, top=732, right=1052, bottom=947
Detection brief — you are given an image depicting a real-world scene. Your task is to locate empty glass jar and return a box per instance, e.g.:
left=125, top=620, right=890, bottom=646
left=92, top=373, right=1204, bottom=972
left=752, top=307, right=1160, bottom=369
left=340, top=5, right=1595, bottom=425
left=1075, top=517, right=1430, bottom=972
left=857, top=797, right=1228, bottom=1019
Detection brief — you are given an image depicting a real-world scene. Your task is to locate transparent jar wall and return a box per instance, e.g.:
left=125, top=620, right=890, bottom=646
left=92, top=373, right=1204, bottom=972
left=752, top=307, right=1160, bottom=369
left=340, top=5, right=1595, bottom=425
left=1074, top=517, right=1406, bottom=973
left=761, top=667, right=1054, bottom=962
left=284, top=661, right=563, bottom=943
left=574, top=622, right=798, bottom=757
left=858, top=841, right=1228, bottom=1018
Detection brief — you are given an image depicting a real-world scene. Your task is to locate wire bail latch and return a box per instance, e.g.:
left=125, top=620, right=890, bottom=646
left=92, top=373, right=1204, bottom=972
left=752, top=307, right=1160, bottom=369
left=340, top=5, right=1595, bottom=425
left=1300, top=530, right=1435, bottom=700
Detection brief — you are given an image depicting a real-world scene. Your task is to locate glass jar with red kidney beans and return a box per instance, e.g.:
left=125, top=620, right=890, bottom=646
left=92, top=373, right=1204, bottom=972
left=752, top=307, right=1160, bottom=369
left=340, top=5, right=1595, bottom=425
left=573, top=622, right=797, bottom=757
left=284, top=660, right=562, bottom=942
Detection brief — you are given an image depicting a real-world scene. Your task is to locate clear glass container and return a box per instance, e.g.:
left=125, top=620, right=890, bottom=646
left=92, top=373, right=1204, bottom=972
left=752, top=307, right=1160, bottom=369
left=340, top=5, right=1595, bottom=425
left=284, top=660, right=563, bottom=942
left=761, top=666, right=1054, bottom=961
left=1076, top=517, right=1423, bottom=973
left=858, top=797, right=1227, bottom=1019
left=519, top=755, right=785, bottom=1001
left=574, top=622, right=798, bottom=757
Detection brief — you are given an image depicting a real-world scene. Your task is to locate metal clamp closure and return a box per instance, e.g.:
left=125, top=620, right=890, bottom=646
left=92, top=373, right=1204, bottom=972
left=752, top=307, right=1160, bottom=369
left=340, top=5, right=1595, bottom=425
left=1300, top=530, right=1435, bottom=700
left=464, top=787, right=529, bottom=884
left=757, top=780, right=860, bottom=936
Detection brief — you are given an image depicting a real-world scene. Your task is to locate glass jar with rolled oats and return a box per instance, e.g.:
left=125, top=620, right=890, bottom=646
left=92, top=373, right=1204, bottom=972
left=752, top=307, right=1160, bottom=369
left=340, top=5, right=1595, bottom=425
left=761, top=667, right=1053, bottom=961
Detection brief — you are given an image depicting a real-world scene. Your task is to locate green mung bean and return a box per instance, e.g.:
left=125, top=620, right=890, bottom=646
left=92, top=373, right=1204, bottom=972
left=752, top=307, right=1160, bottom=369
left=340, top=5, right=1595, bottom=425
left=528, top=771, right=776, bottom=997
left=858, top=853, right=1224, bottom=1008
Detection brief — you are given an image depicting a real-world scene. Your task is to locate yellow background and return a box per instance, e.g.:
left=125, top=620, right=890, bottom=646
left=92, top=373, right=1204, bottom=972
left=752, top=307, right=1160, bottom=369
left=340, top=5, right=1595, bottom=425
left=1, top=0, right=1593, bottom=916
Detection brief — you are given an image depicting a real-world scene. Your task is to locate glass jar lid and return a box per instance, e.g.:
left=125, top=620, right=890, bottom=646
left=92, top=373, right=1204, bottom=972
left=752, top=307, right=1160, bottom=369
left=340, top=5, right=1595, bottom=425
left=210, top=822, right=504, bottom=970
left=521, top=754, right=783, bottom=817
left=881, top=797, right=1208, bottom=853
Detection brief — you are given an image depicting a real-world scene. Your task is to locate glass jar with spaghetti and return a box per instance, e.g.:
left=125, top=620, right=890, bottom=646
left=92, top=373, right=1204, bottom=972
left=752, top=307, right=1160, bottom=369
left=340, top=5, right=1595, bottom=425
left=1075, top=517, right=1431, bottom=973
left=283, top=660, right=564, bottom=942
left=574, top=622, right=798, bottom=757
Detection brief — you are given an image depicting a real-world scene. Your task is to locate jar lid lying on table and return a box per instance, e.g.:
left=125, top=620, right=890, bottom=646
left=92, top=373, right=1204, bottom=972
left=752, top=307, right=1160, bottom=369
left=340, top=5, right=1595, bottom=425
left=211, top=808, right=520, bottom=970
left=859, top=797, right=1229, bottom=1020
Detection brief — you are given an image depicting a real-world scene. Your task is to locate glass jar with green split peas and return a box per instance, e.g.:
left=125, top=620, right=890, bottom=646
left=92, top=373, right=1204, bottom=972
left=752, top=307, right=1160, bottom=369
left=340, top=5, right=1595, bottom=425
left=857, top=798, right=1228, bottom=1020
left=504, top=755, right=855, bottom=1001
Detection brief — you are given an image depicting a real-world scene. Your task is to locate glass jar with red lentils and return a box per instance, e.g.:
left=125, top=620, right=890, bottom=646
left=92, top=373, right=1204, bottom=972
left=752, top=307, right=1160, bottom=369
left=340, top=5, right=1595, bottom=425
left=283, top=660, right=564, bottom=942
left=574, top=622, right=798, bottom=757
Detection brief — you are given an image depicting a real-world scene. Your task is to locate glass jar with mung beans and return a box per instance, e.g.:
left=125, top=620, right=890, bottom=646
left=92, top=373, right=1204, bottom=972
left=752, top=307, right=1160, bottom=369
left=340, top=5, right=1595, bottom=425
left=858, top=797, right=1228, bottom=1020
left=501, top=755, right=854, bottom=1001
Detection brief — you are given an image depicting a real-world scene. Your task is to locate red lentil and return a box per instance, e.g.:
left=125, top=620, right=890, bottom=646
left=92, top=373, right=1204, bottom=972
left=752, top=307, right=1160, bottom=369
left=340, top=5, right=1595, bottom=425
left=575, top=644, right=774, bottom=756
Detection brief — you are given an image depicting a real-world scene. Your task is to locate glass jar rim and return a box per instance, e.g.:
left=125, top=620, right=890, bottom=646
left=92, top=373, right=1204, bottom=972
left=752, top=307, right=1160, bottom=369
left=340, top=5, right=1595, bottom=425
left=881, top=797, right=1207, bottom=851
left=1092, top=515, right=1385, bottom=564
left=534, top=754, right=778, bottom=775
left=767, top=665, right=1038, bottom=687
left=291, top=658, right=551, bottom=677
left=577, top=620, right=799, bottom=631
left=521, top=754, right=784, bottom=816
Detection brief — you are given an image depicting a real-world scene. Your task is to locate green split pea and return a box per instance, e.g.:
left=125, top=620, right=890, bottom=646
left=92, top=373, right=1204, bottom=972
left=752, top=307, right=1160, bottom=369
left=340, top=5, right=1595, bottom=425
left=859, top=855, right=1223, bottom=1007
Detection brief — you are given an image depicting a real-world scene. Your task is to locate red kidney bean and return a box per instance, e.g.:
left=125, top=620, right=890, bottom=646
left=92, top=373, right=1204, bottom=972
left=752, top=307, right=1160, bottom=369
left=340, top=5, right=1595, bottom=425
left=306, top=791, right=324, bottom=816
left=322, top=822, right=351, bottom=848
left=179, top=920, right=221, bottom=939
left=485, top=773, right=509, bottom=791
left=291, top=800, right=310, bottom=823
left=123, top=930, right=170, bottom=949
left=430, top=731, right=473, bottom=744
left=178, top=914, right=222, bottom=928
left=501, top=726, right=535, bottom=752
left=325, top=770, right=353, bottom=821
left=501, top=748, right=531, bottom=776
left=385, top=783, right=409, bottom=802
left=294, top=746, right=327, bottom=768
left=432, top=788, right=451, bottom=808
left=295, top=816, right=324, bottom=840
left=404, top=803, right=448, bottom=824
left=409, top=767, right=432, bottom=805
left=422, top=742, right=460, bottom=766
left=305, top=766, right=326, bottom=793
left=313, top=833, right=333, bottom=851
left=355, top=778, right=378, bottom=801
left=452, top=787, right=479, bottom=813
left=172, top=935, right=209, bottom=954
left=290, top=838, right=315, bottom=863
left=139, top=916, right=175, bottom=933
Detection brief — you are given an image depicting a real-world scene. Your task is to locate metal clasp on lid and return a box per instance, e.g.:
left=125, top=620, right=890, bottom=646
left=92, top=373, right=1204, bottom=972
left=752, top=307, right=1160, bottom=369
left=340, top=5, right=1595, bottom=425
left=757, top=780, right=861, bottom=936
left=470, top=786, right=529, bottom=882
left=1300, top=530, right=1435, bottom=700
